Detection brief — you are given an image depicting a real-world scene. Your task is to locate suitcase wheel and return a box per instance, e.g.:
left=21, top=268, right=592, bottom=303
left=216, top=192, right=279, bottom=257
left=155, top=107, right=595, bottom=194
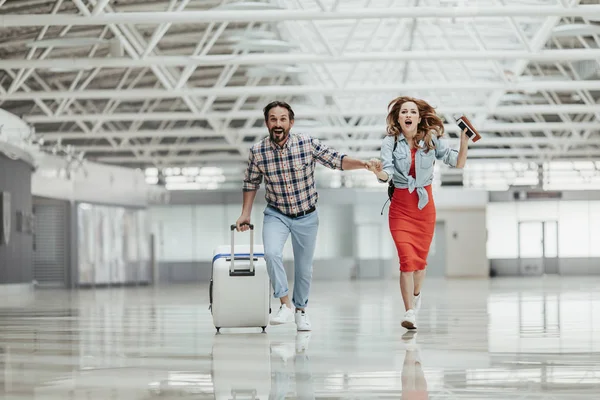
left=216, top=327, right=221, bottom=333
left=261, top=326, right=267, bottom=333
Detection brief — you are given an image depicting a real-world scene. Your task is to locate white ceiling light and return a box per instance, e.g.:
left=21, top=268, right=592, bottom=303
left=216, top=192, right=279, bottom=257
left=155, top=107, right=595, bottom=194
left=181, top=167, right=200, bottom=176
left=26, top=37, right=108, bottom=48
left=551, top=24, right=600, bottom=37
left=196, top=175, right=226, bottom=183
left=199, top=166, right=224, bottom=176
left=165, top=181, right=220, bottom=191
left=145, top=168, right=159, bottom=176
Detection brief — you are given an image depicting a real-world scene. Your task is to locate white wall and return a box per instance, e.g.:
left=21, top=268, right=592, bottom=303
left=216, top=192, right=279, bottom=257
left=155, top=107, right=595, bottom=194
left=437, top=208, right=488, bottom=278
left=151, top=187, right=489, bottom=279
left=487, top=199, right=600, bottom=275
left=150, top=203, right=354, bottom=262
left=487, top=200, right=600, bottom=259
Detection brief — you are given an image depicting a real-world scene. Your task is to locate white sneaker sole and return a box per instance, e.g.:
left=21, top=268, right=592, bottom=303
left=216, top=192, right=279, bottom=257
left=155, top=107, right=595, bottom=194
left=270, top=318, right=293, bottom=325
left=296, top=325, right=311, bottom=331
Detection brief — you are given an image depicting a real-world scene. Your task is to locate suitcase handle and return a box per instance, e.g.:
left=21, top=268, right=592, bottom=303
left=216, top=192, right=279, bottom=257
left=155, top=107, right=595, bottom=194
left=229, top=223, right=254, bottom=274
left=230, top=223, right=254, bottom=231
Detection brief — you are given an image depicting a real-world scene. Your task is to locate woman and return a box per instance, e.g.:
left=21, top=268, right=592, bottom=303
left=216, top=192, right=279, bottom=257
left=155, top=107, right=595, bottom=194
left=367, top=96, right=469, bottom=330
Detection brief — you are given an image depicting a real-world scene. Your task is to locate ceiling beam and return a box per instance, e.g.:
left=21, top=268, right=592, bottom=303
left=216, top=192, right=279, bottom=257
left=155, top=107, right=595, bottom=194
left=473, top=3, right=575, bottom=130
left=6, top=80, right=600, bottom=101
left=4, top=49, right=600, bottom=70
left=37, top=122, right=600, bottom=140
left=2, top=5, right=599, bottom=27
left=22, top=104, right=600, bottom=124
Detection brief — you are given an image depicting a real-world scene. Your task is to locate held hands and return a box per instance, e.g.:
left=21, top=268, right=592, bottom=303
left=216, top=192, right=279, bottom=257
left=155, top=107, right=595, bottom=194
left=365, top=158, right=383, bottom=174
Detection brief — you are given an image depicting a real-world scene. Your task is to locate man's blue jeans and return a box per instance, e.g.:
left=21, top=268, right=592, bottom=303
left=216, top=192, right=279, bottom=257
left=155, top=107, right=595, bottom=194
left=262, top=206, right=319, bottom=309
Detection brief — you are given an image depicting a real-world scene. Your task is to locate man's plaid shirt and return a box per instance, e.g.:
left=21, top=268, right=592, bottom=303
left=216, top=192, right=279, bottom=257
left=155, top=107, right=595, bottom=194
left=243, top=133, right=346, bottom=216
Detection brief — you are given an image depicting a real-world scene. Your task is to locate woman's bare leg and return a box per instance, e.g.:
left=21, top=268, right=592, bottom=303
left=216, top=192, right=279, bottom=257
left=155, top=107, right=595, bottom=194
left=400, top=271, right=414, bottom=311
left=413, top=269, right=426, bottom=296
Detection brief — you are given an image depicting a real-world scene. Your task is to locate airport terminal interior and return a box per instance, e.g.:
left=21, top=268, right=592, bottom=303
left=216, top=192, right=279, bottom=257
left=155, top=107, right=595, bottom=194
left=1, top=0, right=600, bottom=398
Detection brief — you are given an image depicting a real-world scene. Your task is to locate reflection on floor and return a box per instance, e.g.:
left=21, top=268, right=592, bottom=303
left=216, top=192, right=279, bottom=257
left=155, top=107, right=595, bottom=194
left=0, top=277, right=599, bottom=399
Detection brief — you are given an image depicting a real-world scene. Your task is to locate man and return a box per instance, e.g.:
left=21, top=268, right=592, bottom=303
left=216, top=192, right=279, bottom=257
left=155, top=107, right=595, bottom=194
left=236, top=101, right=368, bottom=331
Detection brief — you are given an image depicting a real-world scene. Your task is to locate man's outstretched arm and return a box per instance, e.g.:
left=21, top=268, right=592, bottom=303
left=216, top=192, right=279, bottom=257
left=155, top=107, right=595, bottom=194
left=341, top=155, right=368, bottom=171
left=311, top=137, right=368, bottom=171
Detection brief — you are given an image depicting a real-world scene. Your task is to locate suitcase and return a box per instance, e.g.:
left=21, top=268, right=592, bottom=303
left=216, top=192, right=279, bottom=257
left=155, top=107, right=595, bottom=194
left=209, top=223, right=271, bottom=333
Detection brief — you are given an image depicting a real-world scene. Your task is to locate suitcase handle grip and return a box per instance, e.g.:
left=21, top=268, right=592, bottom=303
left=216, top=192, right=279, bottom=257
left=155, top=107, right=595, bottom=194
left=230, top=223, right=254, bottom=231
left=230, top=223, right=254, bottom=273
left=229, top=270, right=256, bottom=277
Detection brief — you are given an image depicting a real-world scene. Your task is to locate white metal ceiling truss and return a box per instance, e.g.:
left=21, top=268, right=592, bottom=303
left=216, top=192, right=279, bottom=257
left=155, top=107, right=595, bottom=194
left=1, top=0, right=599, bottom=179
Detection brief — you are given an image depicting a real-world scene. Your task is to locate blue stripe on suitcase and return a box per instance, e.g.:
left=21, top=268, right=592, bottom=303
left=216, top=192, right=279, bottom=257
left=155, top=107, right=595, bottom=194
left=212, top=252, right=265, bottom=264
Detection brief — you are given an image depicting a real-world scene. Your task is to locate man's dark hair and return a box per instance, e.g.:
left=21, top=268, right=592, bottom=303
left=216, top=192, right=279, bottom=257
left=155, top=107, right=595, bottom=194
left=263, top=101, right=295, bottom=122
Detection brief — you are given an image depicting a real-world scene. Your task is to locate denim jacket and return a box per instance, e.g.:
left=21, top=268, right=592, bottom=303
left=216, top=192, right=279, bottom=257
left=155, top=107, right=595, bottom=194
left=378, top=134, right=459, bottom=210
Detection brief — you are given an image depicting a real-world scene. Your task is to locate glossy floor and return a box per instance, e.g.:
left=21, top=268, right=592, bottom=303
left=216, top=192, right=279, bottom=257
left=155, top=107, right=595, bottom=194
left=1, top=277, right=599, bottom=399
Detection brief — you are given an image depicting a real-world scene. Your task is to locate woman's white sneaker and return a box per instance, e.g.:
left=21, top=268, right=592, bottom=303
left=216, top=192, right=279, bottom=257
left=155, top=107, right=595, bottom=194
left=401, top=309, right=417, bottom=330
left=413, top=293, right=422, bottom=313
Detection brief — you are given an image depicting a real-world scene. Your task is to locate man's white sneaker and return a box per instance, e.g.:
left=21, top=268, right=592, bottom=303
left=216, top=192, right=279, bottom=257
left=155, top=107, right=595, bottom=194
left=401, top=309, right=417, bottom=330
left=270, top=304, right=294, bottom=325
left=413, top=293, right=422, bottom=313
left=295, top=309, right=312, bottom=331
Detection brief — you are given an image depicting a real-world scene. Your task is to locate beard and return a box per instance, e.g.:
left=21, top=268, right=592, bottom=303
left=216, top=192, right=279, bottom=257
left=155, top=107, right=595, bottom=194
left=269, top=127, right=289, bottom=144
